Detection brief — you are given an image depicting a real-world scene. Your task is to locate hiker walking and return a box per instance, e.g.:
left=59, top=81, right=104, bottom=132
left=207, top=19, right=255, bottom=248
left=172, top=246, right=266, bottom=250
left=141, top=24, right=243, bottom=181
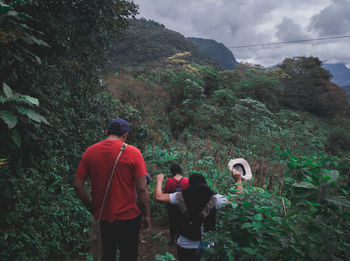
left=163, top=164, right=190, bottom=245
left=155, top=170, right=243, bottom=261
left=74, top=118, right=150, bottom=261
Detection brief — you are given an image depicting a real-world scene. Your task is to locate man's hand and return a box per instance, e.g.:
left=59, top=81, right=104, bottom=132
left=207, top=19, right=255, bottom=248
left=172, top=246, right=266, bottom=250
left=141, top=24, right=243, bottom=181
left=156, top=173, right=164, bottom=184
left=232, top=170, right=242, bottom=183
left=142, top=215, right=151, bottom=231
left=154, top=174, right=170, bottom=203
left=135, top=176, right=151, bottom=231
left=74, top=178, right=93, bottom=214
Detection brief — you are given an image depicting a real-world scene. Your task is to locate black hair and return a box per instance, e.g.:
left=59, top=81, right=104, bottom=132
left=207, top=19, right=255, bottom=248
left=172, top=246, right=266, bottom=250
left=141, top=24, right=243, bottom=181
left=182, top=174, right=215, bottom=232
left=170, top=164, right=182, bottom=176
left=189, top=173, right=206, bottom=186
left=107, top=129, right=125, bottom=136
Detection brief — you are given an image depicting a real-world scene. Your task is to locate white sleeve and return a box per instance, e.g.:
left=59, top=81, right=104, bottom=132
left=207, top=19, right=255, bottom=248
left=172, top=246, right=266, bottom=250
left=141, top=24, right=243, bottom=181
left=169, top=192, right=179, bottom=204
left=214, top=194, right=227, bottom=209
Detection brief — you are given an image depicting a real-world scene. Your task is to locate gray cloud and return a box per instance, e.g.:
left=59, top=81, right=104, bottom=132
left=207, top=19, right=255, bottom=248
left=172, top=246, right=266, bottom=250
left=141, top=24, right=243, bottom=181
left=309, top=0, right=350, bottom=36
left=133, top=0, right=350, bottom=67
left=276, top=18, right=310, bottom=41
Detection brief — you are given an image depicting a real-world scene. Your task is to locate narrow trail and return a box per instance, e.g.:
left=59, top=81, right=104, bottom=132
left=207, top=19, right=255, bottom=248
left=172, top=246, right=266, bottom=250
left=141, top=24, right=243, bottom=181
left=139, top=219, right=177, bottom=261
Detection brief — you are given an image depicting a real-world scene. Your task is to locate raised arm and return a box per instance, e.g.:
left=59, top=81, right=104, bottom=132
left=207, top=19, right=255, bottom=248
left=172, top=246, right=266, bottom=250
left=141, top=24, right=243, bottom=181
left=154, top=174, right=171, bottom=203
left=135, top=176, right=151, bottom=230
left=232, top=170, right=243, bottom=195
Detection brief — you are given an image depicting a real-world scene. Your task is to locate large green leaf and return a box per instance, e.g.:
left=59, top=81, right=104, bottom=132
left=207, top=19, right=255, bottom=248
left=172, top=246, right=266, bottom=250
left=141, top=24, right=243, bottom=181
left=0, top=110, right=17, bottom=129
left=321, top=170, right=339, bottom=185
left=3, top=83, right=13, bottom=99
left=15, top=105, right=30, bottom=115
left=15, top=107, right=47, bottom=124
left=15, top=106, right=47, bottom=123
left=325, top=196, right=350, bottom=208
left=0, top=95, right=6, bottom=103
left=23, top=32, right=50, bottom=47
left=0, top=3, right=11, bottom=14
left=292, top=181, right=317, bottom=189
left=18, top=95, right=39, bottom=106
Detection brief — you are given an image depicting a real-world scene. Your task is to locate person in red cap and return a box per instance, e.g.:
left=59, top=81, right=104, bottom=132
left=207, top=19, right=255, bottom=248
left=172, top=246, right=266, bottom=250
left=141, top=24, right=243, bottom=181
left=74, top=118, right=150, bottom=261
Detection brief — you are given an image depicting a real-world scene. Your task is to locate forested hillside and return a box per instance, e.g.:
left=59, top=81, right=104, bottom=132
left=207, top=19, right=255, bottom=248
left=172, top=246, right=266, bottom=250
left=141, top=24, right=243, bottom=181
left=1, top=1, right=350, bottom=261
left=188, top=37, right=239, bottom=70
left=106, top=19, right=219, bottom=71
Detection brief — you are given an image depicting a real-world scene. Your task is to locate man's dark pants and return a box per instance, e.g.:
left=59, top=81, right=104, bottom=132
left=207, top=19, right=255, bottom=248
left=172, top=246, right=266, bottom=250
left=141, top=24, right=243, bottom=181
left=100, top=215, right=141, bottom=261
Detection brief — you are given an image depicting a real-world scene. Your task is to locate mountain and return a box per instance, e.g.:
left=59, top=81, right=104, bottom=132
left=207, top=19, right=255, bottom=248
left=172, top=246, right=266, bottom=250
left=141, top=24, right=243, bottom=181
left=322, top=63, right=350, bottom=87
left=187, top=37, right=239, bottom=70
left=342, top=85, right=350, bottom=102
left=106, top=19, right=219, bottom=71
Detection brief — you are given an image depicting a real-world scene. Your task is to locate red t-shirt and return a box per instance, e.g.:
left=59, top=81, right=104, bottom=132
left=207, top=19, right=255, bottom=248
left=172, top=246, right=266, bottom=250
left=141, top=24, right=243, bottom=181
left=163, top=176, right=189, bottom=193
left=75, top=139, right=147, bottom=222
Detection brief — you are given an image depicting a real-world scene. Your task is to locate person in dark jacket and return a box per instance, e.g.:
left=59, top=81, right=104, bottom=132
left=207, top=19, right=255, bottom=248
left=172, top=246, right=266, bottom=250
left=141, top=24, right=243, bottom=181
left=155, top=171, right=243, bottom=261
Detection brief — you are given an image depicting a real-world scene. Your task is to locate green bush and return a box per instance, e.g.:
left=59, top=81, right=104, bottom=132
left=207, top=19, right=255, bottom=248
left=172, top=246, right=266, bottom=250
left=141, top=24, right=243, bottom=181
left=326, top=126, right=350, bottom=156
left=203, top=153, right=350, bottom=261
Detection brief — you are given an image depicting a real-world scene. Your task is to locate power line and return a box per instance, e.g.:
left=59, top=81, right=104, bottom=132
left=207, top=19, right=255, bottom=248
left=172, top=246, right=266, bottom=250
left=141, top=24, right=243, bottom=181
left=228, top=35, right=350, bottom=49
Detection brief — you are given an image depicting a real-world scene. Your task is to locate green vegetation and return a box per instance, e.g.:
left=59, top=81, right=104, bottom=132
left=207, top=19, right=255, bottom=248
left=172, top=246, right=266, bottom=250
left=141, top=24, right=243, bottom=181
left=1, top=1, right=350, bottom=260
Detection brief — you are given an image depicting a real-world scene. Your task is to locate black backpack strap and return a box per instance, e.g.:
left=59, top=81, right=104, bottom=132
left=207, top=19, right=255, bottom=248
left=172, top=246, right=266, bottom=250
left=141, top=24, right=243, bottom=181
left=172, top=177, right=182, bottom=186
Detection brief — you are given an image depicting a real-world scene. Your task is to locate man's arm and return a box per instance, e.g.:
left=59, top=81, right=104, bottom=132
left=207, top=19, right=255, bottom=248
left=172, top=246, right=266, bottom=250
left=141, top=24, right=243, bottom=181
left=73, top=178, right=93, bottom=213
left=135, top=176, right=151, bottom=230
left=154, top=174, right=171, bottom=203
left=232, top=170, right=243, bottom=195
left=221, top=171, right=244, bottom=208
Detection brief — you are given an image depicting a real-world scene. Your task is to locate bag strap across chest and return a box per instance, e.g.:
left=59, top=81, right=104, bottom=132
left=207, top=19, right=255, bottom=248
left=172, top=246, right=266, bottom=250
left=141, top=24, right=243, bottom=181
left=98, top=143, right=127, bottom=222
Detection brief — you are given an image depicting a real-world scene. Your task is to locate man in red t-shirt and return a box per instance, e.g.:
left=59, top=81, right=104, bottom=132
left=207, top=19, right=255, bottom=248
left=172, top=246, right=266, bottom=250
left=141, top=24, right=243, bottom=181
left=74, top=118, right=150, bottom=261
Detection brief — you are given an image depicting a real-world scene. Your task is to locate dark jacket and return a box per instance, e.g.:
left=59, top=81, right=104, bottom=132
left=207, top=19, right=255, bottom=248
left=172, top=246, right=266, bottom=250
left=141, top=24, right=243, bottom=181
left=176, top=185, right=217, bottom=241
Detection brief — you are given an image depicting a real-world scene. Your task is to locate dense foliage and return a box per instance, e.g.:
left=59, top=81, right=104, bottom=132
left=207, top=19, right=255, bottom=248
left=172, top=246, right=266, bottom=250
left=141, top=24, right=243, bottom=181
left=1, top=0, right=140, bottom=260
left=1, top=1, right=349, bottom=260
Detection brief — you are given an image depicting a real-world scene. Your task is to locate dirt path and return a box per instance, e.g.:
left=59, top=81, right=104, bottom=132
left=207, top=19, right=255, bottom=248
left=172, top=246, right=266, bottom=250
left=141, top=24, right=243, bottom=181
left=139, top=219, right=177, bottom=261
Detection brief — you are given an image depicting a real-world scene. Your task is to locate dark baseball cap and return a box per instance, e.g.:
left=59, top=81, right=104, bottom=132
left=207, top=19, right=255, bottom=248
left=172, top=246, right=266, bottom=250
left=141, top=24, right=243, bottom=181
left=107, top=118, right=130, bottom=136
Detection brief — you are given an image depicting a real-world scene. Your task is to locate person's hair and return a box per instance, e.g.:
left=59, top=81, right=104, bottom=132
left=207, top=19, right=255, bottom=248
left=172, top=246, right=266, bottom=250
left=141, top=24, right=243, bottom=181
left=189, top=173, right=206, bottom=186
left=170, top=164, right=182, bottom=176
left=107, top=129, right=124, bottom=136
left=183, top=173, right=215, bottom=231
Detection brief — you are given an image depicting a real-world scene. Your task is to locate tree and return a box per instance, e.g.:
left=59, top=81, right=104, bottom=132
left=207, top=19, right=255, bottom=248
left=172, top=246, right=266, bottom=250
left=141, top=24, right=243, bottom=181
left=278, top=56, right=349, bottom=117
left=235, top=65, right=282, bottom=111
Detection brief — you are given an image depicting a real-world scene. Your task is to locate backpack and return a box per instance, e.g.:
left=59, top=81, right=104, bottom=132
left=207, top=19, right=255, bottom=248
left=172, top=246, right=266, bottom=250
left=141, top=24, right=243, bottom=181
left=172, top=177, right=183, bottom=192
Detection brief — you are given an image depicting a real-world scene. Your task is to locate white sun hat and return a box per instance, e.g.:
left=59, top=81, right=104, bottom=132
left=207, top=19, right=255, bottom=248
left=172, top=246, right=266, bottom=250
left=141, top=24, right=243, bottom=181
left=227, top=158, right=252, bottom=180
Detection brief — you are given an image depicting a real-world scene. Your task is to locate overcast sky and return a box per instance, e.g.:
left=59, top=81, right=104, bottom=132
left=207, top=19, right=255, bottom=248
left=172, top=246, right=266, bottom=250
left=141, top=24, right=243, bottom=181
left=133, top=0, right=350, bottom=68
